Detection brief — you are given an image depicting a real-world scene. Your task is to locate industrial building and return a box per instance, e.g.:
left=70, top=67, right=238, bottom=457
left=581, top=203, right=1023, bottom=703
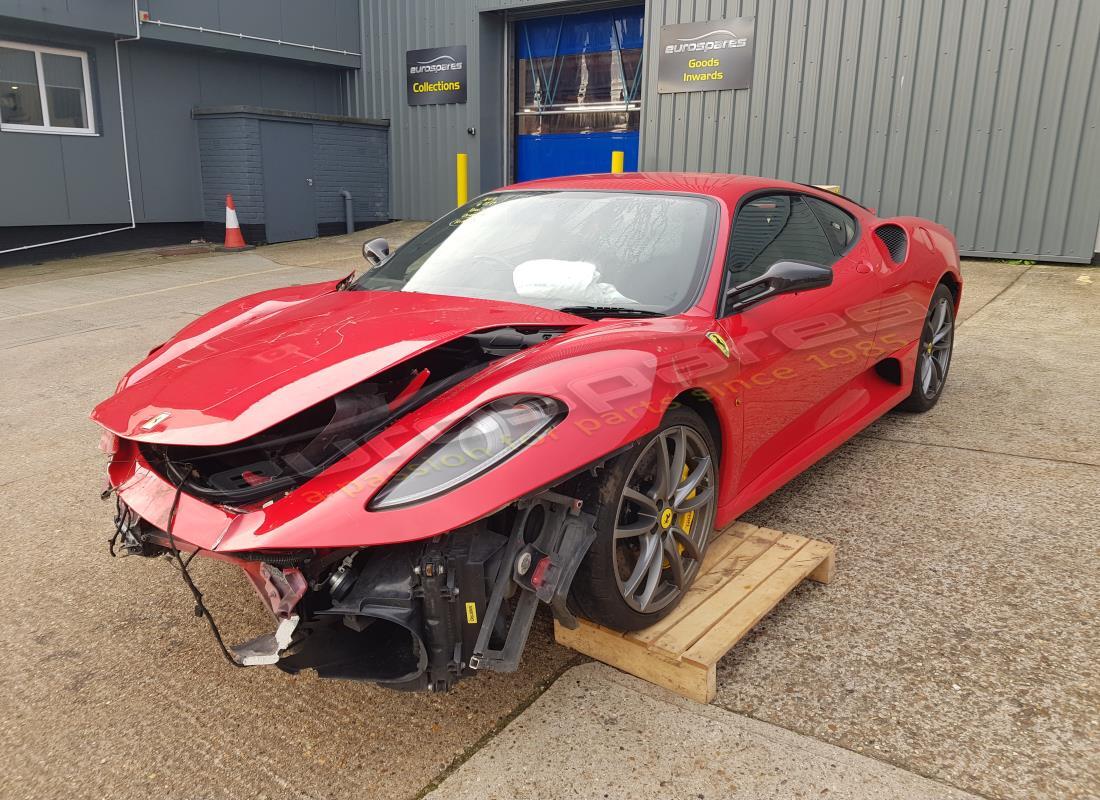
left=1, top=0, right=1098, bottom=262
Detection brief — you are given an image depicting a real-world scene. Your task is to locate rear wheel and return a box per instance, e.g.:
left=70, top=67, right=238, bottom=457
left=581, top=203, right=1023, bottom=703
left=897, top=283, right=955, bottom=413
left=569, top=406, right=718, bottom=631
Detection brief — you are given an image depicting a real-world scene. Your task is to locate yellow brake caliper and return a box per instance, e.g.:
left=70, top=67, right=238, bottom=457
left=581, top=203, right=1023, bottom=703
left=680, top=463, right=696, bottom=536
left=663, top=465, right=695, bottom=568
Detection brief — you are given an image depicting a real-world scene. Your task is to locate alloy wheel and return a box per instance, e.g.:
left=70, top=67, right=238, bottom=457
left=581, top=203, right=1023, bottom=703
left=613, top=425, right=716, bottom=614
left=919, top=295, right=954, bottom=399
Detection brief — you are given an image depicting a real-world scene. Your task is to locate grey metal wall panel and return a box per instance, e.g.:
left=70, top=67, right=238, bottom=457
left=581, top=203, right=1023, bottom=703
left=0, top=0, right=135, bottom=35
left=216, top=0, right=280, bottom=40
left=120, top=40, right=349, bottom=223
left=122, top=45, right=206, bottom=224
left=142, top=0, right=354, bottom=52
left=638, top=0, right=1100, bottom=262
left=360, top=0, right=482, bottom=220
left=197, top=58, right=265, bottom=106
left=0, top=28, right=131, bottom=226
left=140, top=0, right=361, bottom=66
left=0, top=21, right=351, bottom=229
left=280, top=0, right=339, bottom=51
left=2, top=127, right=70, bottom=223
left=147, top=0, right=221, bottom=29
left=335, top=0, right=362, bottom=54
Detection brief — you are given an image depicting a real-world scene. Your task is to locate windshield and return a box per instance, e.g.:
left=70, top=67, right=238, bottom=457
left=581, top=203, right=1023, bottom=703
left=353, top=191, right=717, bottom=315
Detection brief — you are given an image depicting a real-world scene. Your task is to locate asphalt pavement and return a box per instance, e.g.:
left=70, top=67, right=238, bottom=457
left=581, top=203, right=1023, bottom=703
left=1, top=228, right=1095, bottom=800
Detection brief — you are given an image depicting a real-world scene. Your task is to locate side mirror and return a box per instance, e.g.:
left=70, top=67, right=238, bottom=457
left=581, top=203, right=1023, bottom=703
left=726, top=260, right=833, bottom=314
left=361, top=237, right=390, bottom=267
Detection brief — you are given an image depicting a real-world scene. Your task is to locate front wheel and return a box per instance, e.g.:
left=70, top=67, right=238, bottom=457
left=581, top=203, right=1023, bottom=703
left=897, top=283, right=956, bottom=413
left=569, top=406, right=719, bottom=631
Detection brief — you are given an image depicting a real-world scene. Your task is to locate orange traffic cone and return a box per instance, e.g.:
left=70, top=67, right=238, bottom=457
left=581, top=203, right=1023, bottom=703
left=223, top=194, right=250, bottom=250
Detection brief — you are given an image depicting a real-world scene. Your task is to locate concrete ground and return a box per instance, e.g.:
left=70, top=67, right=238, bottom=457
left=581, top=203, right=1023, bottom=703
left=1, top=228, right=1096, bottom=800
left=1, top=224, right=580, bottom=800
left=425, top=663, right=984, bottom=800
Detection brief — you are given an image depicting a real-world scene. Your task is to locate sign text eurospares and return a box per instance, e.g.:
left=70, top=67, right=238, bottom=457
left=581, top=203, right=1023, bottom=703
left=657, top=18, right=755, bottom=93
left=406, top=45, right=467, bottom=106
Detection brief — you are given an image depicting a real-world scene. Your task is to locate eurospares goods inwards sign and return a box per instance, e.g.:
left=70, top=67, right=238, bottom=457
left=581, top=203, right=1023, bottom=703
left=657, top=18, right=755, bottom=93
left=406, top=45, right=467, bottom=105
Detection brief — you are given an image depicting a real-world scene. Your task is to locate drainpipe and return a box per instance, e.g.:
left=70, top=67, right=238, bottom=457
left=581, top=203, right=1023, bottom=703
left=356, top=0, right=367, bottom=116
left=340, top=190, right=354, bottom=235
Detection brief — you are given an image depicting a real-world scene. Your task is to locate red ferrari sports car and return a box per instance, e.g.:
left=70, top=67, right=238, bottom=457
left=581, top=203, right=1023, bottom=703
left=93, top=173, right=961, bottom=691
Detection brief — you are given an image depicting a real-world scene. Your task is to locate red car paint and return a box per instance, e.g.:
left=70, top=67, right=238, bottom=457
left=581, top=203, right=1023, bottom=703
left=93, top=173, right=961, bottom=558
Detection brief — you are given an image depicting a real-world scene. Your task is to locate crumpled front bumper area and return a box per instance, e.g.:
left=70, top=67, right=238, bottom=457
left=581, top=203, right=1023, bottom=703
left=111, top=491, right=595, bottom=692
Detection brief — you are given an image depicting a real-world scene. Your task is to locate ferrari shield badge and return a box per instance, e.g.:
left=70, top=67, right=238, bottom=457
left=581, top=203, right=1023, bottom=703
left=705, top=331, right=731, bottom=359
left=140, top=411, right=172, bottom=431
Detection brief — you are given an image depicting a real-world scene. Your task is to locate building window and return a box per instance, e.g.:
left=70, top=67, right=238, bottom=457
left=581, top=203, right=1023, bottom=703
left=0, top=41, right=95, bottom=135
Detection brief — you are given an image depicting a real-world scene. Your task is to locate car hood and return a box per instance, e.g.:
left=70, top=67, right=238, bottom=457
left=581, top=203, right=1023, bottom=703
left=91, top=286, right=583, bottom=446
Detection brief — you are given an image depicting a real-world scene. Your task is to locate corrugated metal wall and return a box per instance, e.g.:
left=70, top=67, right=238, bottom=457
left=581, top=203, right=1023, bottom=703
left=360, top=0, right=1100, bottom=260
left=360, top=0, right=607, bottom=220
left=639, top=0, right=1100, bottom=262
left=360, top=0, right=482, bottom=220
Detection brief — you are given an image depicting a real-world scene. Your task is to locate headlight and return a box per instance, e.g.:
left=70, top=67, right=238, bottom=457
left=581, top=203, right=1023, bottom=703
left=369, top=396, right=564, bottom=509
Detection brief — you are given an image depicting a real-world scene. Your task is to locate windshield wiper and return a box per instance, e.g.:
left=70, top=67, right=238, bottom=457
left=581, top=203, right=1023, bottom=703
left=556, top=305, right=665, bottom=319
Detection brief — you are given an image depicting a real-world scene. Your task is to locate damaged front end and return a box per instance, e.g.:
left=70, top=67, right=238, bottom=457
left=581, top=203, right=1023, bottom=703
left=135, top=326, right=570, bottom=511
left=111, top=490, right=594, bottom=692
left=95, top=298, right=606, bottom=690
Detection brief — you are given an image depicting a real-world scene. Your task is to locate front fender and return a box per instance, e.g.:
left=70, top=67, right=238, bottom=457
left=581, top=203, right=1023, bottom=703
left=112, top=337, right=720, bottom=552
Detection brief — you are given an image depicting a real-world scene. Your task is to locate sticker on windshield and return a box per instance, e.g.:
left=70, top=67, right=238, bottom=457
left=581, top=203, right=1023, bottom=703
left=449, top=196, right=500, bottom=226
left=705, top=331, right=731, bottom=359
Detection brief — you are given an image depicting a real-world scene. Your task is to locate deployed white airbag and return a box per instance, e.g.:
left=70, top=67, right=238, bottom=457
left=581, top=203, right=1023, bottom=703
left=512, top=260, right=633, bottom=304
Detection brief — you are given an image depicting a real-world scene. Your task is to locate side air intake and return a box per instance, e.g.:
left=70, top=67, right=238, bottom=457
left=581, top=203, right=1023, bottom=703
left=874, top=224, right=908, bottom=263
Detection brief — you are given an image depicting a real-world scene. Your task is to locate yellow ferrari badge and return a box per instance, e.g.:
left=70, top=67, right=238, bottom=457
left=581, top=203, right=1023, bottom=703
left=705, top=331, right=731, bottom=359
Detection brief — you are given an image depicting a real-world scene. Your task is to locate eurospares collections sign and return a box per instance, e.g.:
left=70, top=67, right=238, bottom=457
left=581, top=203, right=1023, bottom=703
left=657, top=18, right=755, bottom=93
left=406, top=45, right=467, bottom=106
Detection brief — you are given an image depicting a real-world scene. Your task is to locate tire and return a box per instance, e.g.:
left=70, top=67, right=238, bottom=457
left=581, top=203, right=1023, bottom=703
left=569, top=406, right=719, bottom=631
left=897, top=282, right=956, bottom=413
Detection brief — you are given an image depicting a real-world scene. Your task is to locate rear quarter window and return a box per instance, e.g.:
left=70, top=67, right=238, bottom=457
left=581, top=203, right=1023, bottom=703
left=806, top=196, right=858, bottom=255
left=728, top=193, right=838, bottom=283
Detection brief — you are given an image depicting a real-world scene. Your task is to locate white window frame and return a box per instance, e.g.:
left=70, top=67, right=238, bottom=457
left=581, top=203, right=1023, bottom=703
left=0, top=40, right=97, bottom=136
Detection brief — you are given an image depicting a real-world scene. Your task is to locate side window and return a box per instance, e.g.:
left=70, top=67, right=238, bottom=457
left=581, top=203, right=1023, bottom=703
left=727, top=194, right=837, bottom=285
left=806, top=196, right=858, bottom=255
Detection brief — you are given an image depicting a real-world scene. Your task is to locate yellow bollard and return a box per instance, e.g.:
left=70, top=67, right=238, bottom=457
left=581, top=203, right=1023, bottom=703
left=456, top=153, right=469, bottom=206
left=610, top=150, right=625, bottom=174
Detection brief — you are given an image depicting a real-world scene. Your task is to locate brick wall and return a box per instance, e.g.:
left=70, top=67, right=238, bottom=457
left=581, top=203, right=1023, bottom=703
left=195, top=110, right=390, bottom=243
left=197, top=117, right=264, bottom=226
left=313, top=123, right=389, bottom=227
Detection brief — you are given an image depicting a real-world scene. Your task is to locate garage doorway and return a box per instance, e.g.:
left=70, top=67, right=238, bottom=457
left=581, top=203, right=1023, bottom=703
left=514, top=6, right=644, bottom=182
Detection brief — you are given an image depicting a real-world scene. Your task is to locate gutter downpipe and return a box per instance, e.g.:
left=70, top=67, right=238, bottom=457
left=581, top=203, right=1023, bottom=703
left=357, top=0, right=367, bottom=116
left=0, top=1, right=140, bottom=256
left=340, top=190, right=354, bottom=235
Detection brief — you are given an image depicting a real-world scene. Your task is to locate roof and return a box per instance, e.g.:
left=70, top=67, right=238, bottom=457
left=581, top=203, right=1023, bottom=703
left=501, top=171, right=830, bottom=207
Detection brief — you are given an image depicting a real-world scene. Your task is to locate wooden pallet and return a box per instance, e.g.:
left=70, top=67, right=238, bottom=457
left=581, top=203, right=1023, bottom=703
left=554, top=522, right=834, bottom=703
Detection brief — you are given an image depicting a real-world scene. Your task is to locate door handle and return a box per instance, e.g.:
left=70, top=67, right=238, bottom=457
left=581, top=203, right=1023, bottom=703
left=855, top=262, right=873, bottom=274
left=305, top=178, right=314, bottom=187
